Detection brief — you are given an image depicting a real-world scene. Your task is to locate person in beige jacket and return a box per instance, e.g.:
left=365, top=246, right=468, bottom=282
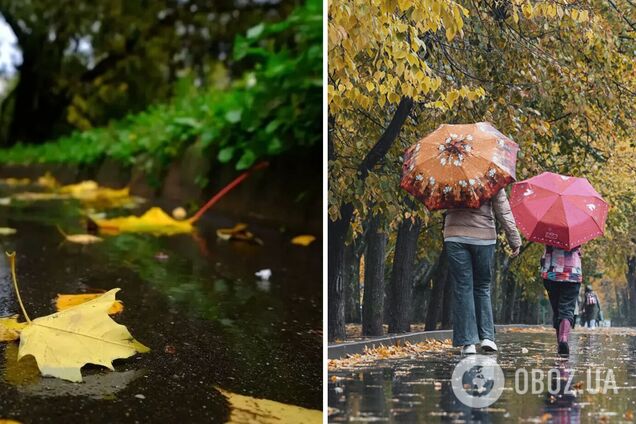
left=444, top=188, right=521, bottom=354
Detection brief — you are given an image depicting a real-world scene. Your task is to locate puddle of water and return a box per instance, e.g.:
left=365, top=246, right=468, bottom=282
left=329, top=332, right=636, bottom=423
left=0, top=192, right=321, bottom=422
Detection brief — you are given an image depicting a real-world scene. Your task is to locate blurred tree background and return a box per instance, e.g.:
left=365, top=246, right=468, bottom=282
left=0, top=0, right=321, bottom=178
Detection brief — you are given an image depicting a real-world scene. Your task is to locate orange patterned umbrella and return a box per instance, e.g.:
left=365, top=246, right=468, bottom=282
left=401, top=122, right=519, bottom=210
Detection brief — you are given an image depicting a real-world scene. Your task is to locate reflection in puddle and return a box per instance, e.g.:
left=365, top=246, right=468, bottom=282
left=329, top=332, right=636, bottom=423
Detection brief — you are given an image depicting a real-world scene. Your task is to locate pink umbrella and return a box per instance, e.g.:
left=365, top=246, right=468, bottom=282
left=510, top=172, right=608, bottom=250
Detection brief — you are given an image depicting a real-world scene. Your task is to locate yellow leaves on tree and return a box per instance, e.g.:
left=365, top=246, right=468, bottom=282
left=219, top=388, right=322, bottom=424
left=329, top=0, right=481, bottom=114
left=5, top=253, right=148, bottom=383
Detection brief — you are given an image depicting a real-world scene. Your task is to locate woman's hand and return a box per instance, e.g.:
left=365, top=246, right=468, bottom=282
left=510, top=246, right=521, bottom=257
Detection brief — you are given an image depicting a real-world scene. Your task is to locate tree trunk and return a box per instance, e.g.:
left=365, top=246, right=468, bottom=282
left=362, top=214, right=388, bottom=336
left=388, top=217, right=422, bottom=333
left=425, top=246, right=448, bottom=331
left=327, top=97, right=413, bottom=342
left=7, top=39, right=68, bottom=145
left=411, top=259, right=435, bottom=322
left=327, top=204, right=353, bottom=341
left=502, top=274, right=516, bottom=323
left=344, top=238, right=362, bottom=323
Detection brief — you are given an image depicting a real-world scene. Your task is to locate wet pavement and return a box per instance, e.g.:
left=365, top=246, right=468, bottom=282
left=328, top=330, right=636, bottom=423
left=0, top=187, right=322, bottom=422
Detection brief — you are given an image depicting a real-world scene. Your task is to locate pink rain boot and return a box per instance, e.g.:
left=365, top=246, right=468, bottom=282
left=558, top=320, right=571, bottom=356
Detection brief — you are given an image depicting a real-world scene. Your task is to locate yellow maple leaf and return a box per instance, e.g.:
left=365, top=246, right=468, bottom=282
left=0, top=315, right=26, bottom=342
left=6, top=253, right=149, bottom=383
left=291, top=235, right=316, bottom=246
left=219, top=388, right=322, bottom=424
left=56, top=294, right=124, bottom=315
left=93, top=207, right=194, bottom=235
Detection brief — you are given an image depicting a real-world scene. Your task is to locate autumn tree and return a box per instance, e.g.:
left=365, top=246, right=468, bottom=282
left=328, top=0, right=486, bottom=341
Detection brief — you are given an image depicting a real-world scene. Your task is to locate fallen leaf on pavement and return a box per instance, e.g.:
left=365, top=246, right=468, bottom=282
left=6, top=252, right=149, bottom=382
left=36, top=173, right=58, bottom=189
left=64, top=234, right=103, bottom=244
left=218, top=388, right=322, bottom=423
left=59, top=180, right=129, bottom=201
left=0, top=316, right=26, bottom=342
left=11, top=192, right=66, bottom=201
left=92, top=207, right=193, bottom=235
left=217, top=223, right=262, bottom=244
left=57, top=226, right=103, bottom=244
left=291, top=235, right=316, bottom=246
left=56, top=294, right=123, bottom=315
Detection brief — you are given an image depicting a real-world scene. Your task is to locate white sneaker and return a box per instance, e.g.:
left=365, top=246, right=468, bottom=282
left=461, top=344, right=476, bottom=355
left=480, top=339, right=498, bottom=352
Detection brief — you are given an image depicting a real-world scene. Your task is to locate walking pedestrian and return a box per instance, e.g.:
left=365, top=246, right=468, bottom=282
left=540, top=245, right=583, bottom=356
left=582, top=285, right=602, bottom=328
left=444, top=189, right=521, bottom=354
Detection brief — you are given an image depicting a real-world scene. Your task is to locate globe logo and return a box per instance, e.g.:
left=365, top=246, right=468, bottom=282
left=451, top=355, right=505, bottom=408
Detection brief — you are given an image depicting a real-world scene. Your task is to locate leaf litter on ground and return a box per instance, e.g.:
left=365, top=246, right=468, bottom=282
left=3, top=174, right=143, bottom=209
left=3, top=252, right=148, bottom=382
left=328, top=339, right=452, bottom=370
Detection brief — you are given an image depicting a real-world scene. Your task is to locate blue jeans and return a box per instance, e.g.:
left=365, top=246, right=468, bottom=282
left=445, top=241, right=495, bottom=347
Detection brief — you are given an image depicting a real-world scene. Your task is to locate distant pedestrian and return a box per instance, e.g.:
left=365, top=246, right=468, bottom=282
left=581, top=285, right=602, bottom=328
left=540, top=245, right=583, bottom=356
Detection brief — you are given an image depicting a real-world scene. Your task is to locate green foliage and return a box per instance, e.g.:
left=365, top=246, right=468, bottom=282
left=0, top=0, right=322, bottom=174
left=0, top=0, right=291, bottom=143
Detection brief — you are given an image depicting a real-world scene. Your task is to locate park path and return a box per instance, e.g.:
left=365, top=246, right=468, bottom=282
left=328, top=327, right=636, bottom=423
